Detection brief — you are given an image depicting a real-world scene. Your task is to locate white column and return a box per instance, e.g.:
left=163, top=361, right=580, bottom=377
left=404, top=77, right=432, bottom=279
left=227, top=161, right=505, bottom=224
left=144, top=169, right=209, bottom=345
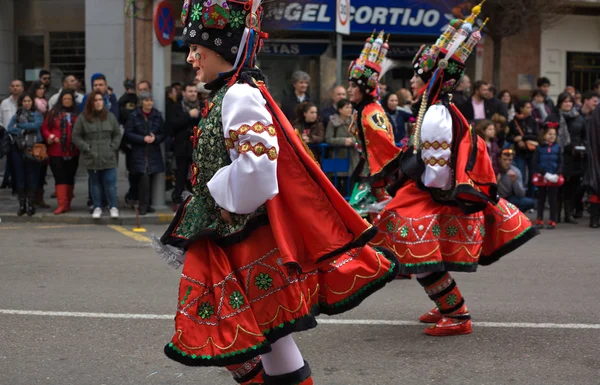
left=0, top=0, right=15, bottom=99
left=151, top=0, right=168, bottom=209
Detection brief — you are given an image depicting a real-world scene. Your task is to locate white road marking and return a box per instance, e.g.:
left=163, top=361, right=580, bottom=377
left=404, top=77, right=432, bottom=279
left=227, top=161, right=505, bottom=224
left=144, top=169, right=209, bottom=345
left=1, top=309, right=599, bottom=330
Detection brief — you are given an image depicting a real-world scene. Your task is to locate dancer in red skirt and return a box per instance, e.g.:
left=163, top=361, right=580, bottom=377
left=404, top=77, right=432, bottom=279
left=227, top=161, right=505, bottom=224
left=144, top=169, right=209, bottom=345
left=347, top=31, right=402, bottom=221
left=371, top=1, right=538, bottom=337
left=153, top=1, right=399, bottom=384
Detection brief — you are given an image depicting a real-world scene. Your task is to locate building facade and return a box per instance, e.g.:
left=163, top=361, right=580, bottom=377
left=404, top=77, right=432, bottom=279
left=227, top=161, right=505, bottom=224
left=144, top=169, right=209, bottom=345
left=1, top=0, right=600, bottom=104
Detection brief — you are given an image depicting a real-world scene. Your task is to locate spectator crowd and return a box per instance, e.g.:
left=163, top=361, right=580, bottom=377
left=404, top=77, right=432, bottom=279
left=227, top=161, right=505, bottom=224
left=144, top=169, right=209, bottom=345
left=1, top=69, right=600, bottom=229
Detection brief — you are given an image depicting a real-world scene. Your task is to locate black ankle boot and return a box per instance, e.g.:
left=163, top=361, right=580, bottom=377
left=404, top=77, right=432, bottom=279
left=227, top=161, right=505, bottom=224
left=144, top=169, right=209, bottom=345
left=27, top=192, right=36, bottom=216
left=17, top=193, right=26, bottom=216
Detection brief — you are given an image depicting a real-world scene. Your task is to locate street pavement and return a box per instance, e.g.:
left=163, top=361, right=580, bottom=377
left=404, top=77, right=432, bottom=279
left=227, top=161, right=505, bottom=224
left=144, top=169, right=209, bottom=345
left=0, top=222, right=599, bottom=385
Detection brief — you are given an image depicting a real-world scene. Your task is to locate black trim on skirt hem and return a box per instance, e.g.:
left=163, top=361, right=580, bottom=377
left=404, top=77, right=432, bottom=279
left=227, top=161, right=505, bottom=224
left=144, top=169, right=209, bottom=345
left=163, top=312, right=319, bottom=368
left=479, top=226, right=539, bottom=266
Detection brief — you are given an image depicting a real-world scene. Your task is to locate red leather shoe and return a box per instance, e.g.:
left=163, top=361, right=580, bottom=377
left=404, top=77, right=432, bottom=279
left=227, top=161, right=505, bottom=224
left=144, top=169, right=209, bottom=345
left=419, top=307, right=442, bottom=323
left=424, top=305, right=472, bottom=336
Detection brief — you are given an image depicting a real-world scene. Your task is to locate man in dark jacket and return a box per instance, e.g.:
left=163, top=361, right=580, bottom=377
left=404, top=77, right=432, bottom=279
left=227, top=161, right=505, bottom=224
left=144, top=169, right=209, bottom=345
left=166, top=81, right=200, bottom=205
left=537, top=77, right=556, bottom=111
left=458, top=80, right=507, bottom=123
left=321, top=85, right=347, bottom=128
left=280, top=70, right=311, bottom=122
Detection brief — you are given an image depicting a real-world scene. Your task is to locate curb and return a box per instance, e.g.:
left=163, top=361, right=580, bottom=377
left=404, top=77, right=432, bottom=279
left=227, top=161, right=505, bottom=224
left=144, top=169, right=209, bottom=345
left=0, top=212, right=175, bottom=226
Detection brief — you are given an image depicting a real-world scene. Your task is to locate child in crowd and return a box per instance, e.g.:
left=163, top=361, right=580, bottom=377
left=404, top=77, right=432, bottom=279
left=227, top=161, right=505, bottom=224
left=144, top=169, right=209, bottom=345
left=491, top=113, right=509, bottom=148
left=476, top=119, right=500, bottom=174
left=533, top=124, right=563, bottom=229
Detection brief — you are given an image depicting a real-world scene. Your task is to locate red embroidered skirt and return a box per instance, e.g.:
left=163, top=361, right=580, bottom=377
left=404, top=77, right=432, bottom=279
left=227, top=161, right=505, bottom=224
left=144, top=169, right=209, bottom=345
left=371, top=181, right=537, bottom=274
left=164, top=224, right=398, bottom=367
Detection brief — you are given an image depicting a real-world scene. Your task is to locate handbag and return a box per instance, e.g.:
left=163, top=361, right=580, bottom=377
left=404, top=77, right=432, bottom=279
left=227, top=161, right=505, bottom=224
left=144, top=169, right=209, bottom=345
left=532, top=173, right=564, bottom=187
left=20, top=132, right=47, bottom=162
left=514, top=120, right=538, bottom=151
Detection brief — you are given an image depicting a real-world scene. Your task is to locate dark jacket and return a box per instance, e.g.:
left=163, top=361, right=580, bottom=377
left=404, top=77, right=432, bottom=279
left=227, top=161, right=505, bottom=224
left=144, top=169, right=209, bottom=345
left=547, top=112, right=587, bottom=176
left=534, top=142, right=563, bottom=175
left=452, top=90, right=469, bottom=107
left=281, top=89, right=311, bottom=122
left=117, top=93, right=138, bottom=126
left=124, top=107, right=166, bottom=175
left=485, top=137, right=501, bottom=174
left=458, top=96, right=508, bottom=122
left=321, top=105, right=337, bottom=129
left=385, top=108, right=413, bottom=142
left=72, top=113, right=121, bottom=170
left=166, top=98, right=198, bottom=158
left=508, top=115, right=539, bottom=156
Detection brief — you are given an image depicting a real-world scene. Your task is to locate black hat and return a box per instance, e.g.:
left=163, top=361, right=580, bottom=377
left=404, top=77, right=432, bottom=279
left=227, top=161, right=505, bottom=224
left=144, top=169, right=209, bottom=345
left=181, top=0, right=264, bottom=66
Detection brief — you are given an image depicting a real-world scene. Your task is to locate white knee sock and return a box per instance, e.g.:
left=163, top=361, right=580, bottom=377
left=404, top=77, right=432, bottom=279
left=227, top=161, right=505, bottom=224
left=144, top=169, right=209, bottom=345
left=415, top=272, right=432, bottom=279
left=261, top=335, right=305, bottom=376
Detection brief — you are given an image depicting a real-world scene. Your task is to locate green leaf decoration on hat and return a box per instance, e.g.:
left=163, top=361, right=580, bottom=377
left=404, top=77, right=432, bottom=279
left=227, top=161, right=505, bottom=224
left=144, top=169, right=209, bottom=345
left=191, top=2, right=201, bottom=21
left=447, top=61, right=460, bottom=75
left=230, top=10, right=244, bottom=29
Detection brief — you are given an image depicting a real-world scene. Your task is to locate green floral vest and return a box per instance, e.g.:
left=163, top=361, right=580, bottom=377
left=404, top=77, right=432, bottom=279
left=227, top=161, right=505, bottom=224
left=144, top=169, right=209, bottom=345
left=171, top=83, right=267, bottom=242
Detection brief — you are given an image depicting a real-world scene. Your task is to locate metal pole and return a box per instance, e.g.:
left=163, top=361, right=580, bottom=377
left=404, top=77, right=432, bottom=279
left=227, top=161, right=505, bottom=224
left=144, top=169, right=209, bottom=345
left=336, top=33, right=343, bottom=86
left=151, top=0, right=166, bottom=209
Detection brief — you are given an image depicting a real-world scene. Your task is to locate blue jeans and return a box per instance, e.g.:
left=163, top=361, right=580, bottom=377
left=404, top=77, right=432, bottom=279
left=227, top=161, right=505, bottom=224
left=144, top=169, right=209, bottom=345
left=508, top=195, right=536, bottom=212
left=10, top=148, right=40, bottom=193
left=88, top=168, right=117, bottom=209
left=513, top=154, right=535, bottom=198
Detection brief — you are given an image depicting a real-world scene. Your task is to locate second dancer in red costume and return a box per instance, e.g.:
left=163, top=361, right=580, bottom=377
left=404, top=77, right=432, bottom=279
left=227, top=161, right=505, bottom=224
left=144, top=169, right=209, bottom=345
left=371, top=2, right=538, bottom=336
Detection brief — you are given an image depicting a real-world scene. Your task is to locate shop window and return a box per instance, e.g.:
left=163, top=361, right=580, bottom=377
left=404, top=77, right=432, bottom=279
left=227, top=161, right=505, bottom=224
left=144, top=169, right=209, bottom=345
left=49, top=32, right=86, bottom=89
left=17, top=35, right=45, bottom=88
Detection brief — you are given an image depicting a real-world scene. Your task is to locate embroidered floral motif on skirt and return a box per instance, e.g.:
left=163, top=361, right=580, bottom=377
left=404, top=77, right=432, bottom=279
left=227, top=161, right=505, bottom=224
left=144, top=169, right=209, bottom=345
left=371, top=181, right=536, bottom=274
left=164, top=224, right=398, bottom=367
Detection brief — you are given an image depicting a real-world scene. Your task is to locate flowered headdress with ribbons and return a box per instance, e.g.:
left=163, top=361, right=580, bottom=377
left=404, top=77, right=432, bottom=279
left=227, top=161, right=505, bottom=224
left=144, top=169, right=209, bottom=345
left=181, top=0, right=267, bottom=84
left=348, top=31, right=397, bottom=99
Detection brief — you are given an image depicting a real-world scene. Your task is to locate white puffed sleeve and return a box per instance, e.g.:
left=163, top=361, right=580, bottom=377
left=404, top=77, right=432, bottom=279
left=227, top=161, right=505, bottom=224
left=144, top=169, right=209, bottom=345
left=420, top=104, right=453, bottom=190
left=206, top=83, right=279, bottom=214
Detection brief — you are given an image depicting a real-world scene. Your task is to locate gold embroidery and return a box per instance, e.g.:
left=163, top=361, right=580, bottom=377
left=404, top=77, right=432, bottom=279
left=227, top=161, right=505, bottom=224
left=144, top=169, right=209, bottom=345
left=225, top=138, right=235, bottom=150
left=228, top=122, right=276, bottom=141
left=238, top=141, right=278, bottom=161
left=367, top=111, right=392, bottom=133
left=257, top=285, right=319, bottom=326
left=422, top=141, right=450, bottom=150
left=175, top=325, right=263, bottom=351
left=424, top=157, right=448, bottom=167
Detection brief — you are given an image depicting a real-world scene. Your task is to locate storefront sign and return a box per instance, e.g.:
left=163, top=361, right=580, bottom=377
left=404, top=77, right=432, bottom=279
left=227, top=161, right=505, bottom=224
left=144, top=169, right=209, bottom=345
left=261, top=42, right=329, bottom=56
left=264, top=0, right=452, bottom=35
left=154, top=1, right=176, bottom=46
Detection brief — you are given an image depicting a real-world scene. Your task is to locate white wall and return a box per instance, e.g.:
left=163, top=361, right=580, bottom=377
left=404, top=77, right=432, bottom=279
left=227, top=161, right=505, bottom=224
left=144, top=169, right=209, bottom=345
left=85, top=0, right=125, bottom=96
left=540, top=14, right=600, bottom=100
left=0, top=0, right=15, bottom=99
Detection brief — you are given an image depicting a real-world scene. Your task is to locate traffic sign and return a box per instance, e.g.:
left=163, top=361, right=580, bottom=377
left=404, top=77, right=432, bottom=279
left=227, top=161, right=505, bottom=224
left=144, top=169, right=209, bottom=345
left=336, top=0, right=351, bottom=35
left=154, top=1, right=175, bottom=46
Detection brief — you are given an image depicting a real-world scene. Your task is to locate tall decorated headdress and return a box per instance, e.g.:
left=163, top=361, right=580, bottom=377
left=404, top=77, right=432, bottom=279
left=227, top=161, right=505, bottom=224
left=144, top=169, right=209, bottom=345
left=412, top=0, right=488, bottom=96
left=348, top=31, right=397, bottom=99
left=181, top=0, right=267, bottom=83
left=411, top=0, right=489, bottom=153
